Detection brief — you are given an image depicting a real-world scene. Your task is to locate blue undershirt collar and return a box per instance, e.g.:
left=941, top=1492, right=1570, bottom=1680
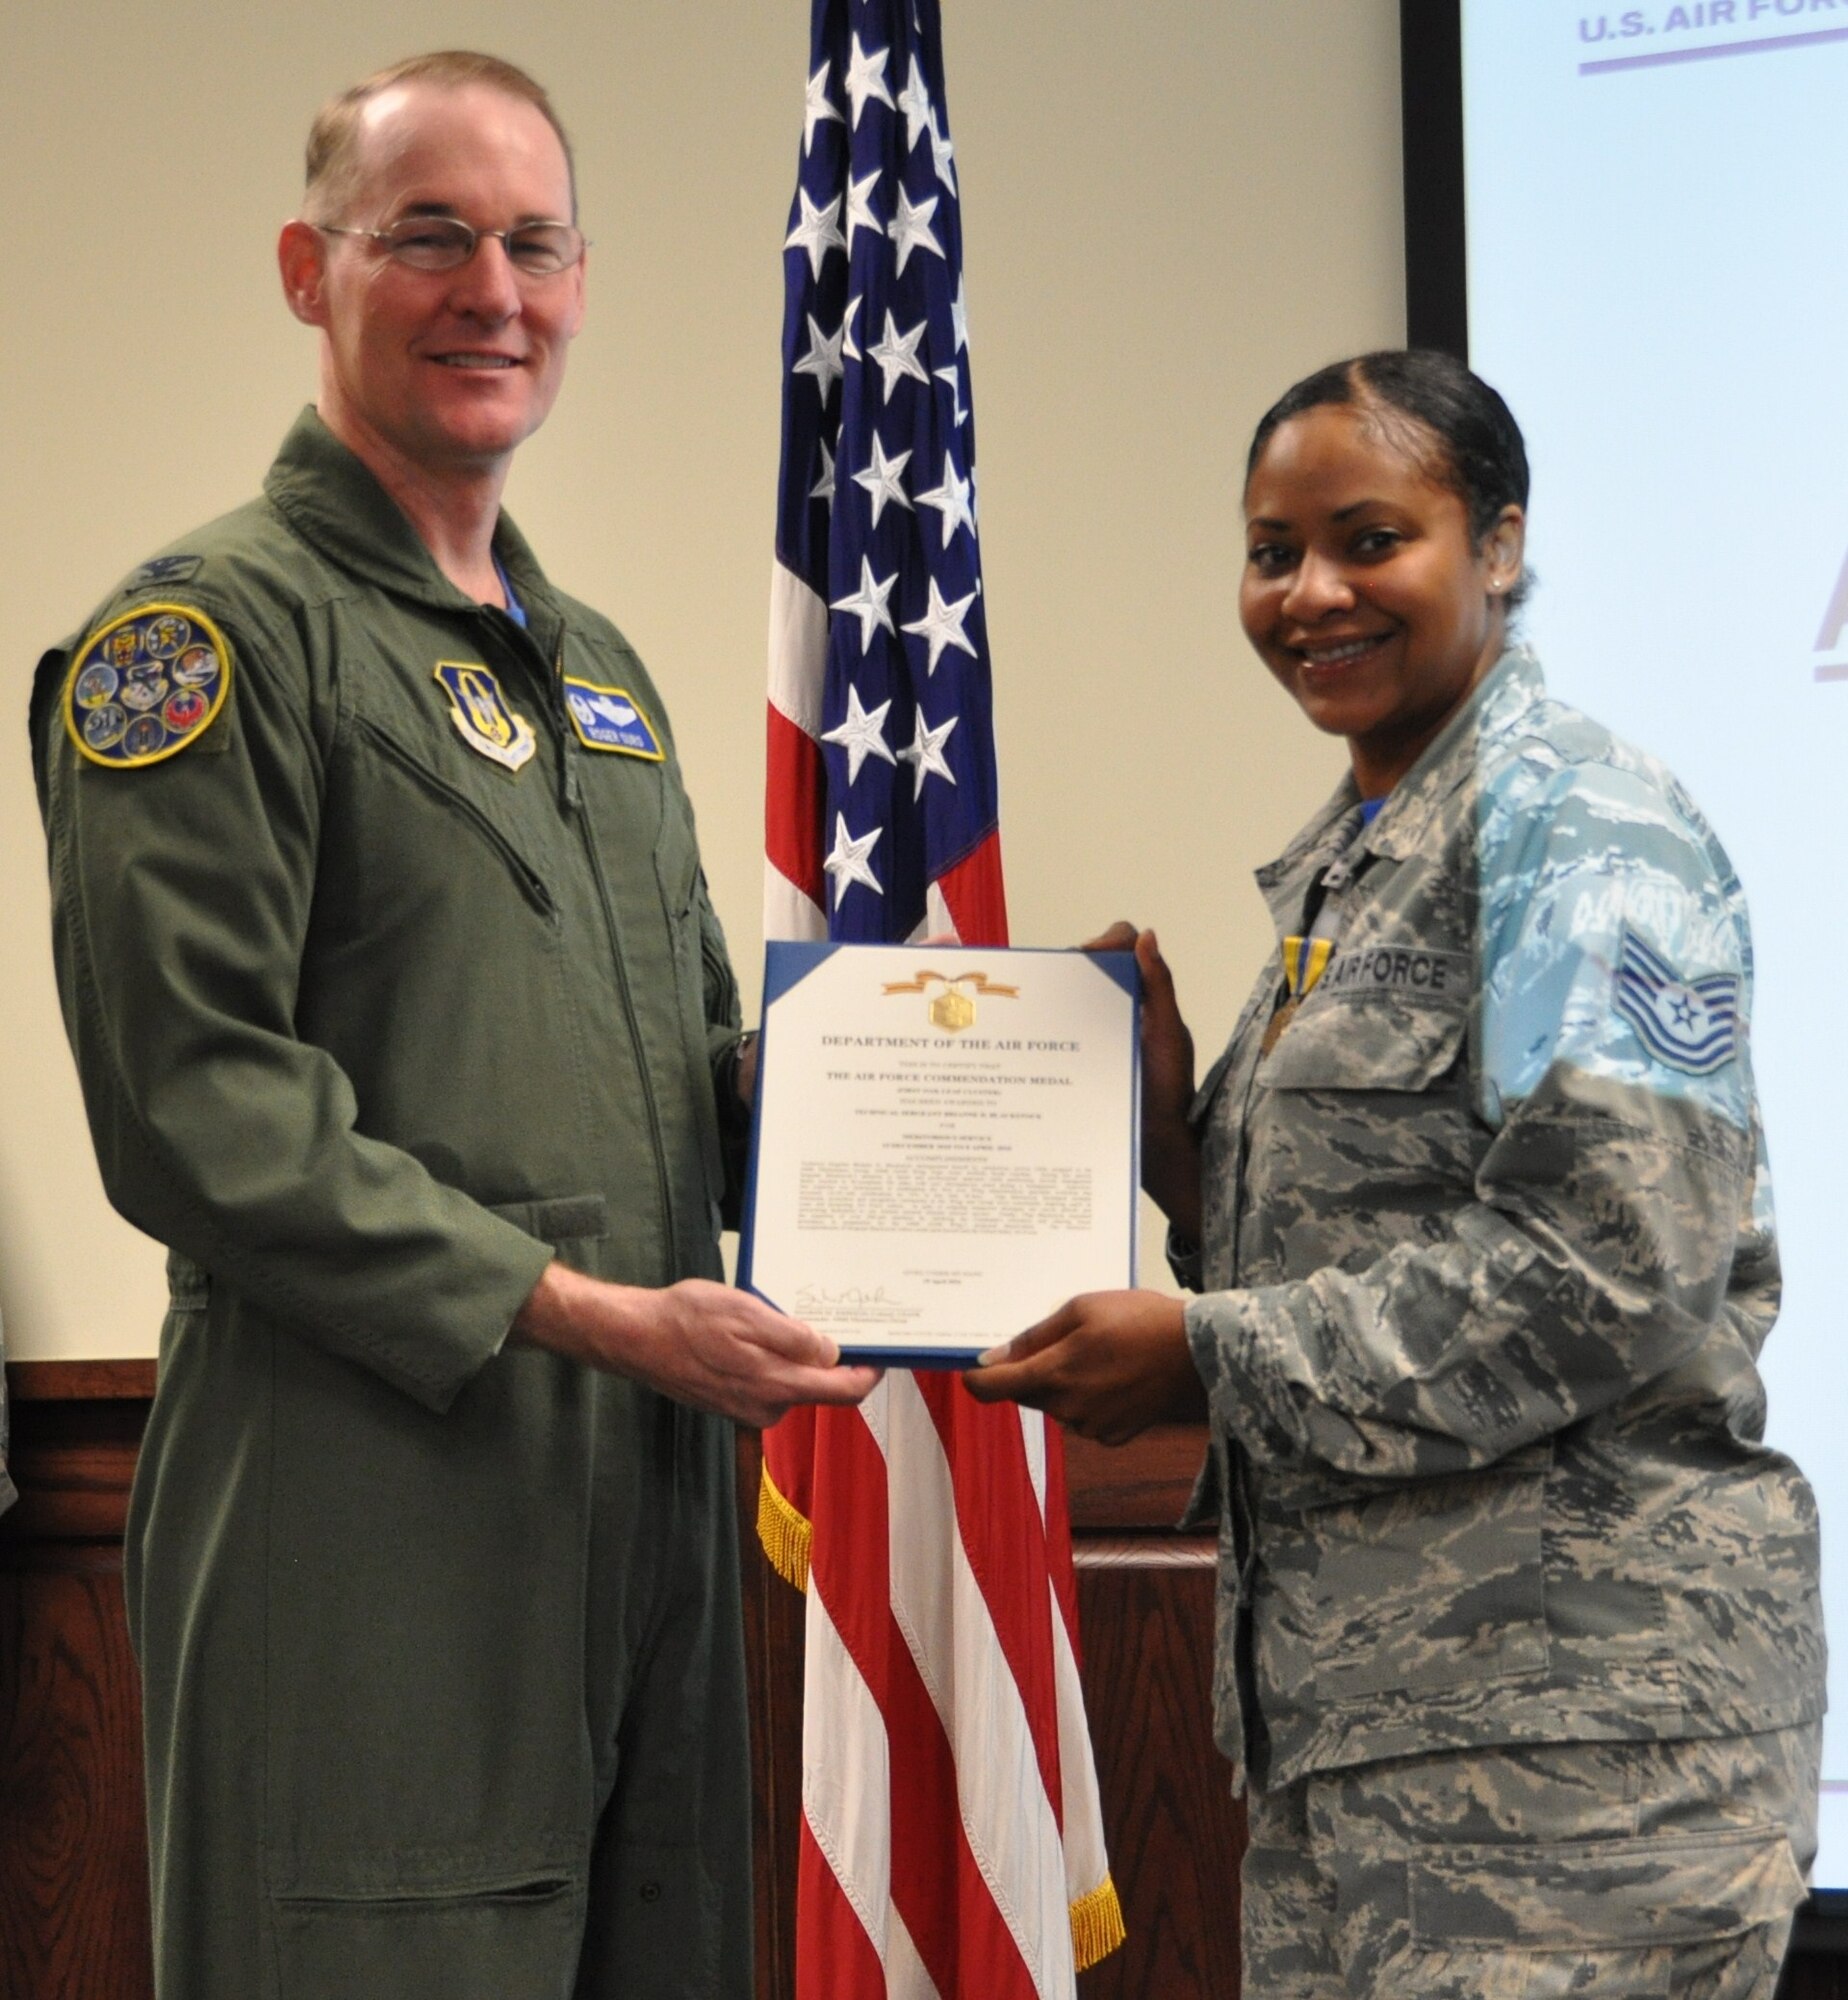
left=491, top=554, right=528, bottom=629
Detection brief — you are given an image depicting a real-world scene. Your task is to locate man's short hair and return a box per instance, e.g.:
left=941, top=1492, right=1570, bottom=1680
left=302, top=50, right=577, bottom=225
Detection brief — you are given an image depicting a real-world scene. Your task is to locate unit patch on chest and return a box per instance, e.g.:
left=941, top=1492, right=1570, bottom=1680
left=562, top=677, right=663, bottom=760
left=434, top=662, right=537, bottom=773
left=65, top=603, right=232, bottom=769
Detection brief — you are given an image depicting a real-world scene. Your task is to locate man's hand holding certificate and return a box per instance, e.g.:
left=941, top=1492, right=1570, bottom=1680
left=740, top=943, right=1139, bottom=1365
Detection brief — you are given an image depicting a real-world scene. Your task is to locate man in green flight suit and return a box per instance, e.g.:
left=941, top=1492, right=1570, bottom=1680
left=30, top=50, right=876, bottom=2000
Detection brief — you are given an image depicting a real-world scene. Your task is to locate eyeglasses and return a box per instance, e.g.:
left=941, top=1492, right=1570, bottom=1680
left=316, top=216, right=588, bottom=277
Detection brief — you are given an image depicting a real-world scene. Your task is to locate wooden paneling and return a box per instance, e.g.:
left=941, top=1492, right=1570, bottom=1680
left=1064, top=1423, right=1206, bottom=1531
left=2, top=1368, right=1839, bottom=2000
left=1, top=1363, right=155, bottom=2000
left=1072, top=1541, right=1243, bottom=1997
left=1788, top=1958, right=1848, bottom=2000
left=1066, top=1427, right=1245, bottom=1997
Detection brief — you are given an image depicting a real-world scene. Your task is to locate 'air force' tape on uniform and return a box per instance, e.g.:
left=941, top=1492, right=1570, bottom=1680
left=1321, top=944, right=1467, bottom=998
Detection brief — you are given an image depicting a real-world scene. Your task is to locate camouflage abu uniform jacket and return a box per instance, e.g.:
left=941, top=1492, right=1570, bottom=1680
left=1182, top=645, right=1825, bottom=1795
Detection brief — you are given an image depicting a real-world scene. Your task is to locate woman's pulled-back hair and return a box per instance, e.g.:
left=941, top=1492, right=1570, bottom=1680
left=1245, top=350, right=1531, bottom=604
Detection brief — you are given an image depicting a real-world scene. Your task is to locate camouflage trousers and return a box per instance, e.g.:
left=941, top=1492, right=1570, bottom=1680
left=1242, top=1723, right=1820, bottom=1998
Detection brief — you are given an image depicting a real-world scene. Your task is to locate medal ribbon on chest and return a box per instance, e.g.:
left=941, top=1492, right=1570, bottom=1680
left=1280, top=934, right=1334, bottom=999
left=1261, top=934, right=1335, bottom=1056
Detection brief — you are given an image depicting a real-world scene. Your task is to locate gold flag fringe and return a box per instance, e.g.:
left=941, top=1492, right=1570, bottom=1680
left=758, top=1467, right=1126, bottom=1970
left=1070, top=1875, right=1127, bottom=1970
left=756, top=1461, right=813, bottom=1593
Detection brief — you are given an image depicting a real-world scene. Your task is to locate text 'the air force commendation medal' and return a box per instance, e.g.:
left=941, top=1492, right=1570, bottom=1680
left=65, top=603, right=232, bottom=769
left=433, top=662, right=537, bottom=773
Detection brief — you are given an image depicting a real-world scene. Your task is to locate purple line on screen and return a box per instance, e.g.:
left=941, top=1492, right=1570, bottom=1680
left=1814, top=663, right=1848, bottom=682
left=1582, top=22, right=1848, bottom=75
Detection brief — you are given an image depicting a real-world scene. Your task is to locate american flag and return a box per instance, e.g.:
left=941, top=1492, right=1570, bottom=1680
left=759, top=2, right=1124, bottom=1993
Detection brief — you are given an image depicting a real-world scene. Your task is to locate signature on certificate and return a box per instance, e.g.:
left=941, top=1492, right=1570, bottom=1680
left=793, top=1284, right=893, bottom=1310
left=789, top=1283, right=922, bottom=1326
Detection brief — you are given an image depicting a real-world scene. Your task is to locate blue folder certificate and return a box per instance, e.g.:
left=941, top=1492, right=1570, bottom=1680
left=739, top=942, right=1140, bottom=1366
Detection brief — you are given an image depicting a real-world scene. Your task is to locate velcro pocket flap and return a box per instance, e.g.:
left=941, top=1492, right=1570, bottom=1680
left=1408, top=1822, right=1806, bottom=1948
left=271, top=1872, right=579, bottom=1999
left=486, top=1194, right=610, bottom=1250
left=1262, top=995, right=1466, bottom=1095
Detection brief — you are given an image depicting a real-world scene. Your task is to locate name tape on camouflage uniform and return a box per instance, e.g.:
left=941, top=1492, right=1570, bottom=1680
left=562, top=677, right=663, bottom=759
left=1614, top=924, right=1740, bottom=1074
left=433, top=661, right=536, bottom=773
left=65, top=604, right=232, bottom=769
left=1321, top=944, right=1468, bottom=998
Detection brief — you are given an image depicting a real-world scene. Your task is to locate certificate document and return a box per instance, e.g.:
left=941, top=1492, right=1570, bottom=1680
left=740, top=942, right=1139, bottom=1365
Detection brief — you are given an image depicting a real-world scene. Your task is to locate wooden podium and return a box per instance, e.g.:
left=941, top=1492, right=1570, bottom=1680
left=0, top=1364, right=1243, bottom=1998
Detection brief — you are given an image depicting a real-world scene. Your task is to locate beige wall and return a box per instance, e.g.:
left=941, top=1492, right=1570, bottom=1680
left=1, top=2, right=1403, bottom=1361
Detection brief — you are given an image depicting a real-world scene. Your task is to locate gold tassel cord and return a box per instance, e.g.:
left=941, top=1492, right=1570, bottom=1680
left=759, top=1467, right=1126, bottom=1970
left=752, top=1472, right=1128, bottom=1968
left=1070, top=1875, right=1127, bottom=1970
left=756, top=1462, right=813, bottom=1593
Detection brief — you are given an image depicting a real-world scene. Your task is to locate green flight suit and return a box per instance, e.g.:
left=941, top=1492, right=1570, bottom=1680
left=31, top=410, right=754, bottom=2000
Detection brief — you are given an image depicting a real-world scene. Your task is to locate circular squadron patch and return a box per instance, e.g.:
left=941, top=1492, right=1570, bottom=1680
left=65, top=603, right=231, bottom=769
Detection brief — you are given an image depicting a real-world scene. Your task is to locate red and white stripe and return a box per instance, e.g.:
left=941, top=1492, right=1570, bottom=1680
left=765, top=563, right=830, bottom=940
left=774, top=1380, right=1115, bottom=1998
left=763, top=558, right=1118, bottom=1997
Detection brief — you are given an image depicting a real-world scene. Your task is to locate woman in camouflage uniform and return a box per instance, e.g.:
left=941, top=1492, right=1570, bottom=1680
left=969, top=351, right=1825, bottom=1998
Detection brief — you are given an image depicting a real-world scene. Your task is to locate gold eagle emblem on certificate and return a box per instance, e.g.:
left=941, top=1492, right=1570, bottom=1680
left=931, top=986, right=976, bottom=1032
left=881, top=968, right=1020, bottom=1033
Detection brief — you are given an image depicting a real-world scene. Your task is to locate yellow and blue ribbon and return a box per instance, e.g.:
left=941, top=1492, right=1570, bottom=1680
left=1281, top=934, right=1335, bottom=998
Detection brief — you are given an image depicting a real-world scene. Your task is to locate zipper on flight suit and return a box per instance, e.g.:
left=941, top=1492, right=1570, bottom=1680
left=556, top=635, right=680, bottom=1279
left=352, top=714, right=558, bottom=921
left=478, top=609, right=679, bottom=1277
